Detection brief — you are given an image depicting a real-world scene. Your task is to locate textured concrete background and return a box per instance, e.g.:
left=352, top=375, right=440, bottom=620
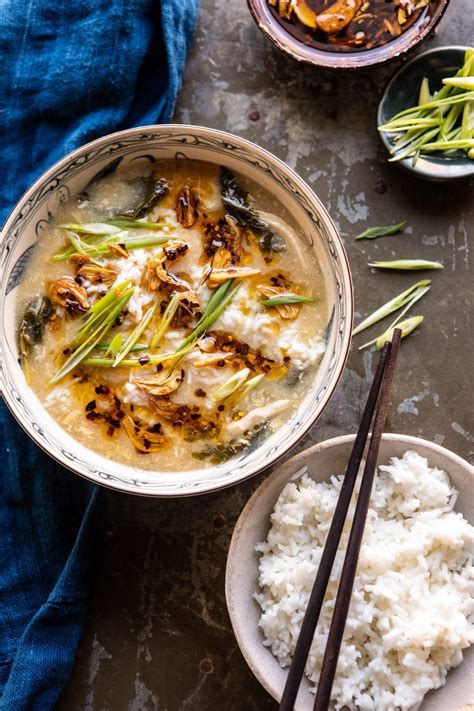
left=58, top=2, right=473, bottom=709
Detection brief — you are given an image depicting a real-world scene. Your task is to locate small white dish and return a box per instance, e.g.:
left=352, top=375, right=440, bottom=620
left=0, top=125, right=353, bottom=497
left=226, top=433, right=474, bottom=710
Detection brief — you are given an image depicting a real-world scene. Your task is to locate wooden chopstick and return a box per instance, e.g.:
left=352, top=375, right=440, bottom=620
left=313, top=328, right=401, bottom=711
left=278, top=340, right=392, bottom=711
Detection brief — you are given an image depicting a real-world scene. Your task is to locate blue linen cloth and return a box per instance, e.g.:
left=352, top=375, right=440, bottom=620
left=0, top=1, right=198, bottom=708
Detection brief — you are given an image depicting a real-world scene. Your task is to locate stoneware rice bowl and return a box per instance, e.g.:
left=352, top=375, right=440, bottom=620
left=0, top=125, right=353, bottom=497
left=226, top=433, right=474, bottom=709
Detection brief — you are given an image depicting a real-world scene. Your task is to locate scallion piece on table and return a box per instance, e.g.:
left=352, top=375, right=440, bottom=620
left=358, top=282, right=429, bottom=350
left=368, top=259, right=443, bottom=270
left=354, top=222, right=407, bottom=241
left=352, top=280, right=430, bottom=336
left=374, top=316, right=424, bottom=350
left=261, top=293, right=315, bottom=307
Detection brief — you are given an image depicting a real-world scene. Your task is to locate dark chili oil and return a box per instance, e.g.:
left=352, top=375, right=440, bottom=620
left=268, top=1, right=432, bottom=53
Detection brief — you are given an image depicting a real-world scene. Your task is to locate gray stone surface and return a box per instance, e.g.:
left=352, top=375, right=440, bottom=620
left=58, top=3, right=473, bottom=709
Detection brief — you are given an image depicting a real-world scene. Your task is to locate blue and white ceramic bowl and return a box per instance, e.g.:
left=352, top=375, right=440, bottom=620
left=0, top=125, right=353, bottom=497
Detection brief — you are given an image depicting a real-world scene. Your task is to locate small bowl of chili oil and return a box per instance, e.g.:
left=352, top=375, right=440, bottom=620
left=247, top=0, right=450, bottom=69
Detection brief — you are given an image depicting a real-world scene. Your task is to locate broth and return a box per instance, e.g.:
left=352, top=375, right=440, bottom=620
left=16, top=160, right=328, bottom=471
left=269, top=0, right=432, bottom=53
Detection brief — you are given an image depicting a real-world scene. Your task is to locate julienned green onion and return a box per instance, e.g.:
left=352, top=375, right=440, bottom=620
left=375, top=316, right=424, bottom=350
left=71, top=280, right=134, bottom=348
left=51, top=233, right=174, bottom=261
left=104, top=219, right=164, bottom=230
left=60, top=222, right=122, bottom=235
left=212, top=368, right=251, bottom=402
left=379, top=48, right=474, bottom=163
left=232, top=373, right=265, bottom=404
left=358, top=282, right=430, bottom=350
left=50, top=286, right=135, bottom=383
left=177, top=280, right=240, bottom=353
left=96, top=338, right=148, bottom=353
left=83, top=341, right=197, bottom=369
left=113, top=301, right=159, bottom=367
left=368, top=259, right=443, bottom=270
left=261, top=294, right=315, bottom=306
left=150, top=293, right=181, bottom=348
left=354, top=222, right=407, bottom=241
left=443, top=77, right=474, bottom=91
left=352, top=280, right=430, bottom=336
left=104, top=332, right=123, bottom=356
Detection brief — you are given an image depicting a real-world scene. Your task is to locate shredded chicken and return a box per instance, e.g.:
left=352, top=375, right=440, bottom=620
left=223, top=399, right=290, bottom=441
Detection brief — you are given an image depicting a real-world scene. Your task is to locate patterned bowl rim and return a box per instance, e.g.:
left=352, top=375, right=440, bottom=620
left=0, top=124, right=354, bottom=497
left=247, top=0, right=450, bottom=70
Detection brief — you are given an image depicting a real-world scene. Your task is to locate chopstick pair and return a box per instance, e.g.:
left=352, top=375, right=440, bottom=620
left=279, top=329, right=402, bottom=711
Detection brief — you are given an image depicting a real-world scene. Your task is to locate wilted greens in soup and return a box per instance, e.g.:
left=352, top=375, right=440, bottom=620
left=16, top=161, right=327, bottom=471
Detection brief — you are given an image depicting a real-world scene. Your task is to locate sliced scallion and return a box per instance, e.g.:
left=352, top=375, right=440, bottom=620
left=354, top=221, right=407, bottom=240
left=261, top=294, right=315, bottom=307
left=368, top=259, right=443, bottom=270
left=352, top=279, right=430, bottom=336
left=60, top=222, right=122, bottom=235
left=375, top=316, right=424, bottom=350
left=150, top=293, right=181, bottom=349
left=50, top=287, right=135, bottom=383
left=113, top=301, right=159, bottom=367
left=176, top=281, right=240, bottom=353
left=212, top=368, right=251, bottom=402
left=104, top=219, right=164, bottom=230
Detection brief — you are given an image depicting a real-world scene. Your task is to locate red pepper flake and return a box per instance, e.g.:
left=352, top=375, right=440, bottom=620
left=195, top=388, right=206, bottom=398
left=85, top=400, right=96, bottom=412
left=95, top=384, right=110, bottom=395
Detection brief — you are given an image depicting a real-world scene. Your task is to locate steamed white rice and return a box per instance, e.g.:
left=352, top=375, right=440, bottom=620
left=256, top=451, right=474, bottom=710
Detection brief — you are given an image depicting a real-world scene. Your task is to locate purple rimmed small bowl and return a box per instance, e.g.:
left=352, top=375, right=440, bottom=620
left=247, top=0, right=450, bottom=70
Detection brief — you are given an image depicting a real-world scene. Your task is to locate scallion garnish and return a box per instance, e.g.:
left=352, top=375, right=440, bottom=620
left=261, top=293, right=315, bottom=307
left=378, top=48, right=474, bottom=163
left=355, top=221, right=407, bottom=241
left=95, top=341, right=148, bottom=353
left=60, top=222, right=122, bottom=235
left=50, top=286, right=135, bottom=383
left=104, top=219, right=164, bottom=230
left=113, top=301, right=159, bottom=367
left=368, top=259, right=443, bottom=270
left=212, top=368, right=251, bottom=402
left=352, top=279, right=430, bottom=336
left=51, top=234, right=174, bottom=261
left=150, top=293, right=181, bottom=348
left=176, top=280, right=240, bottom=353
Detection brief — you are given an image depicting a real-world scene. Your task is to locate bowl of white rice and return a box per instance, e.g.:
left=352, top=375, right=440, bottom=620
left=225, top=434, right=474, bottom=711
